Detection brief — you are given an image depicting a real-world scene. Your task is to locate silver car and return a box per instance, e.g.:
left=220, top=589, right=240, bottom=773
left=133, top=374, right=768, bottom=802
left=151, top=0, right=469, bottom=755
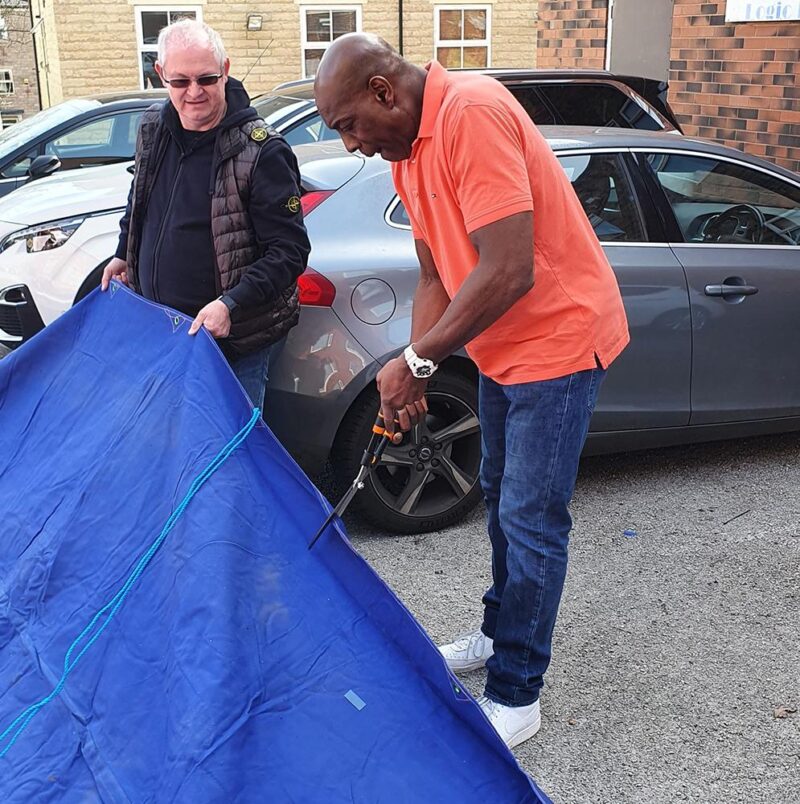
left=265, top=129, right=800, bottom=534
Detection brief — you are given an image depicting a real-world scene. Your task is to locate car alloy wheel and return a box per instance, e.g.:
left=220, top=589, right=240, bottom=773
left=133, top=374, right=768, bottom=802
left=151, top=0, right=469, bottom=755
left=332, top=370, right=483, bottom=534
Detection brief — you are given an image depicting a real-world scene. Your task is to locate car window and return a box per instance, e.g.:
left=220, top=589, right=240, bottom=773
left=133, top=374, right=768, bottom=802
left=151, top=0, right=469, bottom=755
left=0, top=147, right=37, bottom=179
left=507, top=87, right=558, bottom=126
left=46, top=118, right=114, bottom=151
left=282, top=115, right=338, bottom=147
left=388, top=198, right=411, bottom=228
left=252, top=95, right=338, bottom=145
left=388, top=154, right=647, bottom=242
left=535, top=83, right=665, bottom=130
left=646, top=153, right=800, bottom=246
left=0, top=99, right=98, bottom=159
left=559, top=153, right=646, bottom=242
left=253, top=95, right=312, bottom=127
left=125, top=111, right=145, bottom=147
left=44, top=111, right=144, bottom=161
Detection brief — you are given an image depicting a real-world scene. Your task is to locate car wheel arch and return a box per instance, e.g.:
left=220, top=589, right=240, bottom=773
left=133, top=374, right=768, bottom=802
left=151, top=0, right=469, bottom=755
left=73, top=259, right=111, bottom=305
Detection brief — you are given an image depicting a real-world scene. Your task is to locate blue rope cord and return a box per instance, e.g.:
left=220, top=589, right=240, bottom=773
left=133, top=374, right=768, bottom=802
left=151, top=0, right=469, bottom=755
left=0, top=407, right=261, bottom=760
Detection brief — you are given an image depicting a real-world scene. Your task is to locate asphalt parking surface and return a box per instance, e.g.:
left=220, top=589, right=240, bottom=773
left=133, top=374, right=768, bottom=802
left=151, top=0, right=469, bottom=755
left=334, top=432, right=800, bottom=803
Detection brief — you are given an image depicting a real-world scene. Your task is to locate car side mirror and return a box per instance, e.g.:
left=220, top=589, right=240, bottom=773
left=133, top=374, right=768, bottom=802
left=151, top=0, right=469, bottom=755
left=28, top=154, right=62, bottom=181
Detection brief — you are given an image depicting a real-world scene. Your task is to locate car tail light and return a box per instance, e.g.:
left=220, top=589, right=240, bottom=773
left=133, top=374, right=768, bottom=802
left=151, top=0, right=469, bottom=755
left=301, top=190, right=334, bottom=215
left=298, top=267, right=336, bottom=306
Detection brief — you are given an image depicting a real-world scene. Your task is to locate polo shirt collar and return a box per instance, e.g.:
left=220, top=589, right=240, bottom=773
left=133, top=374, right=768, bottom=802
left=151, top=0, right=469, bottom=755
left=417, top=61, right=448, bottom=140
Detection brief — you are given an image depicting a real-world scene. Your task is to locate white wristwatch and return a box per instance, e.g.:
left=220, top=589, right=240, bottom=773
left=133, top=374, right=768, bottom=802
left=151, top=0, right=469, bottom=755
left=403, top=344, right=438, bottom=378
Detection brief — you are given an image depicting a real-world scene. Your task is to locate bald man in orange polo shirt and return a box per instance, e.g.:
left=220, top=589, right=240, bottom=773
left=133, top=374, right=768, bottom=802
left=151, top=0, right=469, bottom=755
left=316, top=34, right=629, bottom=749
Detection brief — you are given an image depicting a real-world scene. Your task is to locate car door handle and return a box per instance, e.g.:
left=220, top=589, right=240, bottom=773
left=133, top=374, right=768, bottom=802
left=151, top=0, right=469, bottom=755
left=704, top=283, right=758, bottom=297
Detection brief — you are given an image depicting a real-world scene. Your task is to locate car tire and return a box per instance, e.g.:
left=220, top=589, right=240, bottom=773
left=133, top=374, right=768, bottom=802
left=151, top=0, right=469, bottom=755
left=331, top=370, right=483, bottom=534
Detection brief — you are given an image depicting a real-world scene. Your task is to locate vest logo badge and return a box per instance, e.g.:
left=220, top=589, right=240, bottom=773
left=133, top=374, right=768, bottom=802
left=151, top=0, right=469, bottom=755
left=285, top=196, right=301, bottom=214
left=250, top=127, right=268, bottom=142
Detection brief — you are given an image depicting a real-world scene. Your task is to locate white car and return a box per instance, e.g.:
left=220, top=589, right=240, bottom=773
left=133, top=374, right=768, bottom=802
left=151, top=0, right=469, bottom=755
left=0, top=161, right=130, bottom=346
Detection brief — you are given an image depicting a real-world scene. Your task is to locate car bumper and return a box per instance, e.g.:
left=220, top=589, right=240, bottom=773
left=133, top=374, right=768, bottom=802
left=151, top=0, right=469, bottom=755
left=264, top=306, right=380, bottom=475
left=0, top=284, right=45, bottom=348
left=0, top=211, right=124, bottom=345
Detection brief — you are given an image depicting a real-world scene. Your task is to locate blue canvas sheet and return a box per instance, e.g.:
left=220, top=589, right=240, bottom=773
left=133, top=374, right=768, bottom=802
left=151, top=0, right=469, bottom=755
left=0, top=286, right=550, bottom=802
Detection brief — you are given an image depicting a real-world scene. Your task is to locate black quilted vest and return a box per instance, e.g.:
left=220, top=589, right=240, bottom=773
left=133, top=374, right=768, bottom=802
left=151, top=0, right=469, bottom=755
left=126, top=105, right=300, bottom=355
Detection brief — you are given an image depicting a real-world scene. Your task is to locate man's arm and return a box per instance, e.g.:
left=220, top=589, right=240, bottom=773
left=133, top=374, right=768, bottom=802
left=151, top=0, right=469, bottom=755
left=223, top=137, right=311, bottom=310
left=410, top=239, right=450, bottom=342
left=411, top=101, right=535, bottom=360
left=375, top=211, right=533, bottom=434
left=375, top=239, right=447, bottom=433
left=101, top=176, right=135, bottom=291
left=414, top=210, right=533, bottom=363
left=190, top=136, right=311, bottom=336
left=377, top=101, right=536, bottom=433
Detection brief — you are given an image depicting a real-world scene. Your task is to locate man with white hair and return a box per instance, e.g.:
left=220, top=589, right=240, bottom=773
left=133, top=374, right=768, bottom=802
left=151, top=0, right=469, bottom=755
left=103, top=20, right=310, bottom=407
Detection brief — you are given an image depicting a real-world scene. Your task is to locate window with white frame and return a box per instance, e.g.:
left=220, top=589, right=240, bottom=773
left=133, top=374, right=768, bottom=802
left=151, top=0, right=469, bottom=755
left=134, top=6, right=202, bottom=90
left=434, top=5, right=491, bottom=69
left=0, top=17, right=8, bottom=41
left=0, top=69, right=13, bottom=94
left=1, top=112, right=23, bottom=127
left=300, top=6, right=361, bottom=79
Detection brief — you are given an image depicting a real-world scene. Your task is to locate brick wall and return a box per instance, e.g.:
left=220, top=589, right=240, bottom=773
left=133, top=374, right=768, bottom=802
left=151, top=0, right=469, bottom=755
left=0, top=4, right=41, bottom=119
left=535, top=1, right=799, bottom=173
left=669, top=1, right=800, bottom=173
left=537, top=0, right=608, bottom=69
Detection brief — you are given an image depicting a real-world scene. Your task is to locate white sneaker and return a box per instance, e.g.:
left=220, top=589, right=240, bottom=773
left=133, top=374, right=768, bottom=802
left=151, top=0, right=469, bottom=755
left=478, top=696, right=541, bottom=748
left=438, top=628, right=494, bottom=672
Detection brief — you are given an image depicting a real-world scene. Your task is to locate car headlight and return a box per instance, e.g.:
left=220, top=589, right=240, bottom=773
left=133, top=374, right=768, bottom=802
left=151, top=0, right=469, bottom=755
left=0, top=216, right=86, bottom=255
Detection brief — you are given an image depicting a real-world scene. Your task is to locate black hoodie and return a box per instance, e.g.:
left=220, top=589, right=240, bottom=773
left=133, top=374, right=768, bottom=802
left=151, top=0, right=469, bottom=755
left=116, top=78, right=310, bottom=319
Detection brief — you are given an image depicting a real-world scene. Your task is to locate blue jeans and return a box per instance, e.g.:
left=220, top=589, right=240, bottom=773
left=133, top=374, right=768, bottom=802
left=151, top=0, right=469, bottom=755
left=479, top=367, right=606, bottom=707
left=228, top=343, right=274, bottom=409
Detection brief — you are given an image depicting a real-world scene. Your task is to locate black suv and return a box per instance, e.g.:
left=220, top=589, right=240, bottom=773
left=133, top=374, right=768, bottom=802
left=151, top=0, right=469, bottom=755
left=253, top=69, right=682, bottom=147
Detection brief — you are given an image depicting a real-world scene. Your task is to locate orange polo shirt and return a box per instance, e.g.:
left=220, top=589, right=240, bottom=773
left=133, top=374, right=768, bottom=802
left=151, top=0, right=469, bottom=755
left=392, top=62, right=629, bottom=384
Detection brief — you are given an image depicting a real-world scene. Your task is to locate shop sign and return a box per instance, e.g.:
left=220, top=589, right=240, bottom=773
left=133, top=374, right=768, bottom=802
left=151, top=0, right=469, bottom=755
left=725, top=1, right=800, bottom=21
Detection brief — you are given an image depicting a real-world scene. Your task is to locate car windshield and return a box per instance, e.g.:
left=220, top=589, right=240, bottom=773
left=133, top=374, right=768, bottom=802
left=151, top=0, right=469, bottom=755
left=0, top=99, right=100, bottom=159
left=252, top=94, right=313, bottom=127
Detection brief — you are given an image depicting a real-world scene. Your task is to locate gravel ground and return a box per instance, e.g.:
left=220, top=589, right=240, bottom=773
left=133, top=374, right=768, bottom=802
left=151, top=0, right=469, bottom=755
left=329, top=432, right=800, bottom=804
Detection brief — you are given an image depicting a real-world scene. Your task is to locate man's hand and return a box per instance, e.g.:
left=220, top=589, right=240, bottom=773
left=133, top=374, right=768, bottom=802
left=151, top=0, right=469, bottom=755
left=376, top=356, right=428, bottom=435
left=101, top=257, right=128, bottom=291
left=188, top=299, right=231, bottom=338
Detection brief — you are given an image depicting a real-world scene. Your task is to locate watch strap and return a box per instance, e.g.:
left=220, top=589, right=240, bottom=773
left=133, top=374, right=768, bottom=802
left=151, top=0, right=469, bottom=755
left=403, top=344, right=438, bottom=378
left=218, top=294, right=238, bottom=314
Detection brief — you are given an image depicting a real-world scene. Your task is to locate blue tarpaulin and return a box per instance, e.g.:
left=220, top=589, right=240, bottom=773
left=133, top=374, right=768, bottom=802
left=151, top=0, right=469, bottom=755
left=0, top=286, right=550, bottom=802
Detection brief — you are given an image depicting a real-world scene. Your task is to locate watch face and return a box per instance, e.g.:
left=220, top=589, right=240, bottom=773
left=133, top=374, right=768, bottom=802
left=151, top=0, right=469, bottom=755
left=416, top=365, right=432, bottom=377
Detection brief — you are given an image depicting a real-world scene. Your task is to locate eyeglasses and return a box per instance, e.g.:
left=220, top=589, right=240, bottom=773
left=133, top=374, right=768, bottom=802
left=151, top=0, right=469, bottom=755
left=162, top=74, right=223, bottom=89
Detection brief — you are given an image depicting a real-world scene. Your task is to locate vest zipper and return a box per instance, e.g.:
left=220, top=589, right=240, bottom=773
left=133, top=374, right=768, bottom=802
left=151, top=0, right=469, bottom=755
left=151, top=156, right=185, bottom=304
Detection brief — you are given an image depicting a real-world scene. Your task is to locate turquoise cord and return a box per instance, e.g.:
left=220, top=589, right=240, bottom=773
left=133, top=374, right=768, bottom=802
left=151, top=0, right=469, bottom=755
left=0, top=408, right=261, bottom=759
